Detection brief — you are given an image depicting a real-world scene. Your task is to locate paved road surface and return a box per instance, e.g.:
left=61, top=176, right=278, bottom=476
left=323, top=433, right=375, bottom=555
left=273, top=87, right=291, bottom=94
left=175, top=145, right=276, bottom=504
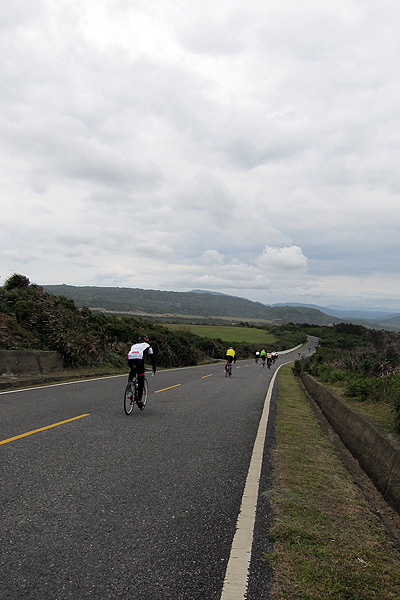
left=1, top=343, right=316, bottom=599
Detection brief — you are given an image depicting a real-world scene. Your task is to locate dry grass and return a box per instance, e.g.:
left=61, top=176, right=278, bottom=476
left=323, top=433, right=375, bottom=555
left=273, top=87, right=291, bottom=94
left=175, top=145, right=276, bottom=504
left=321, top=381, right=398, bottom=436
left=266, top=365, right=400, bottom=599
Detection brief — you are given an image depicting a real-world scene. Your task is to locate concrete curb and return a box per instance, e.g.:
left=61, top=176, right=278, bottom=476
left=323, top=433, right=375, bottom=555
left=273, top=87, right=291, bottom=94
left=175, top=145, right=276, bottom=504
left=0, top=350, right=63, bottom=377
left=300, top=372, right=400, bottom=516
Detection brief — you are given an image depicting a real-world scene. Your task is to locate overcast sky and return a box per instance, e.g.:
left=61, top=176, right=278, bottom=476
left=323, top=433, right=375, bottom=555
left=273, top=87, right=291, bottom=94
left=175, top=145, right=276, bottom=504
left=1, top=1, right=399, bottom=309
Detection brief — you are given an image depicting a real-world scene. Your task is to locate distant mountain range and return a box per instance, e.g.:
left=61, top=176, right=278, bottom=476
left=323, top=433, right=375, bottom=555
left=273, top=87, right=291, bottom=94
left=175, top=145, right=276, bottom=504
left=42, top=285, right=400, bottom=331
left=271, top=302, right=400, bottom=321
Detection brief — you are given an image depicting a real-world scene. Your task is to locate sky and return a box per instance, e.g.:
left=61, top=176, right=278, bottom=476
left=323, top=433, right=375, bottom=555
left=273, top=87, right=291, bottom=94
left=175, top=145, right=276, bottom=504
left=1, top=0, right=400, bottom=310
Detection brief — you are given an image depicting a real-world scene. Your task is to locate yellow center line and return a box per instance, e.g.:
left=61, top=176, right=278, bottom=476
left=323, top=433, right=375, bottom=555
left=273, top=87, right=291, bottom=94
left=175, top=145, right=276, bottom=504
left=202, top=374, right=213, bottom=379
left=155, top=384, right=181, bottom=393
left=0, top=414, right=90, bottom=446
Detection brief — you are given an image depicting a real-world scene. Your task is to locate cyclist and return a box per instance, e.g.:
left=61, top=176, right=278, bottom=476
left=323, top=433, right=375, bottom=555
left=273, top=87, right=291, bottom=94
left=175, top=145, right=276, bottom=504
left=267, top=352, right=273, bottom=369
left=225, top=347, right=236, bottom=376
left=128, top=334, right=156, bottom=408
left=260, top=348, right=266, bottom=367
left=255, top=351, right=260, bottom=363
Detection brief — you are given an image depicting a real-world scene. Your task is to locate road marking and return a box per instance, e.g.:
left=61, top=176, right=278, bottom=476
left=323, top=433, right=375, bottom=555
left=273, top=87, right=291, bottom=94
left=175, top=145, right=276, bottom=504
left=220, top=365, right=283, bottom=600
left=0, top=414, right=90, bottom=446
left=202, top=374, right=213, bottom=379
left=0, top=374, right=131, bottom=395
left=155, top=384, right=181, bottom=393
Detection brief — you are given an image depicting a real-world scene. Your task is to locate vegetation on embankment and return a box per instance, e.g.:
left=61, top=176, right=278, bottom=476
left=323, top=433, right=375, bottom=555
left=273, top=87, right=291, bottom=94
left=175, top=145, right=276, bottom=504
left=0, top=274, right=305, bottom=370
left=268, top=365, right=400, bottom=599
left=294, top=323, right=400, bottom=434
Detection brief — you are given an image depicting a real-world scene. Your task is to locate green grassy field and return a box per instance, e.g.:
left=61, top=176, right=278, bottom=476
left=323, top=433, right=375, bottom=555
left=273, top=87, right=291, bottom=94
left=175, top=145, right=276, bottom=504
left=163, top=324, right=277, bottom=345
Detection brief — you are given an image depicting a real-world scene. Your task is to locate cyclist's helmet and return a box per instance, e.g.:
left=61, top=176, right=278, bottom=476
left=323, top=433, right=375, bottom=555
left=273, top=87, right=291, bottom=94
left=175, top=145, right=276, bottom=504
left=138, top=334, right=150, bottom=343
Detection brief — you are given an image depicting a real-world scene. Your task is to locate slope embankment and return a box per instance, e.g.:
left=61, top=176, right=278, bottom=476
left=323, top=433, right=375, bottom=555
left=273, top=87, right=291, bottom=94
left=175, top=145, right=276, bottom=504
left=300, top=372, right=400, bottom=516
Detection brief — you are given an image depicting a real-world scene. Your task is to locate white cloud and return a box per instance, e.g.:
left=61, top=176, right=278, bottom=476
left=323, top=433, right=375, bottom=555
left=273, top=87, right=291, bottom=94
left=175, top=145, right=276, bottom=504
left=201, top=250, right=225, bottom=265
left=1, top=0, right=400, bottom=309
left=258, top=246, right=308, bottom=272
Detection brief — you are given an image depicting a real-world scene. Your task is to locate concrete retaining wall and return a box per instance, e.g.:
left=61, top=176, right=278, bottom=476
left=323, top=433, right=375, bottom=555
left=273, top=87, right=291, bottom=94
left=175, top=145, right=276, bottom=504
left=0, top=350, right=63, bottom=376
left=300, top=372, right=400, bottom=516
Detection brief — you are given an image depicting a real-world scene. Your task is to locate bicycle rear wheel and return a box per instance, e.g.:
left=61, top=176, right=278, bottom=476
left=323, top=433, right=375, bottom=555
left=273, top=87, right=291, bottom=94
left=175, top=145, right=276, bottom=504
left=124, top=380, right=136, bottom=415
left=140, top=378, right=148, bottom=409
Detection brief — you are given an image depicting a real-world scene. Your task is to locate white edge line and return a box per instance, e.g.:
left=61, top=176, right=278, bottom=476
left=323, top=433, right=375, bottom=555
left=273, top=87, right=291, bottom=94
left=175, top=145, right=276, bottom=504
left=0, top=374, right=126, bottom=394
left=219, top=362, right=288, bottom=600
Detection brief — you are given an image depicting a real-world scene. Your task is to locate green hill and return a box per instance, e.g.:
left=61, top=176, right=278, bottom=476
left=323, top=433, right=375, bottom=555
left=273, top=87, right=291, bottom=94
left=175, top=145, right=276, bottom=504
left=372, top=314, right=400, bottom=332
left=42, top=284, right=341, bottom=326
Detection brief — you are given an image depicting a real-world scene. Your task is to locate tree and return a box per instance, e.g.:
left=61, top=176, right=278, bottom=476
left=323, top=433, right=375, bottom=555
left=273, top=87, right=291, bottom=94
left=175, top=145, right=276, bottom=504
left=3, top=274, right=30, bottom=290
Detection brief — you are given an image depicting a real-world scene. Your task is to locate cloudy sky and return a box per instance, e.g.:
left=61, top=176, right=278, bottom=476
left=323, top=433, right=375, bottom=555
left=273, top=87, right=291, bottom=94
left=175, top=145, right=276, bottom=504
left=1, top=0, right=399, bottom=309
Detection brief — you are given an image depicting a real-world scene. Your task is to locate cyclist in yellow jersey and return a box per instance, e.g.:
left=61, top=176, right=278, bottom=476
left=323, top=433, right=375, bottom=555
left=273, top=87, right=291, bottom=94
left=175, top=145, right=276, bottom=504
left=225, top=347, right=236, bottom=377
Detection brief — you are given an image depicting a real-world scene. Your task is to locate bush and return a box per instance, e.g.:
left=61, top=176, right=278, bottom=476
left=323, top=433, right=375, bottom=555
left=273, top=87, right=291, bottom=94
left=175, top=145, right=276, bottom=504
left=347, top=376, right=377, bottom=401
left=3, top=274, right=30, bottom=290
left=292, top=360, right=303, bottom=376
left=392, top=392, right=400, bottom=433
left=296, top=323, right=400, bottom=432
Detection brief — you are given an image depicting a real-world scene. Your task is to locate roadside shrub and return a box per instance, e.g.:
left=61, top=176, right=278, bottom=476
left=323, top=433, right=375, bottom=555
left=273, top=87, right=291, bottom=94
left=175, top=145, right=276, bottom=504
left=298, top=322, right=400, bottom=433
left=392, top=392, right=400, bottom=433
left=3, top=273, right=30, bottom=290
left=103, top=350, right=126, bottom=368
left=292, top=360, right=303, bottom=376
left=194, top=337, right=226, bottom=359
left=347, top=376, right=377, bottom=401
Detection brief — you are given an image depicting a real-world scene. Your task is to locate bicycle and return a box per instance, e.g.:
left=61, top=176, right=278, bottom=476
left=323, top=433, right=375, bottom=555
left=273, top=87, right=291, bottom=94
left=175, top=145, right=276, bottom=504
left=124, top=369, right=153, bottom=415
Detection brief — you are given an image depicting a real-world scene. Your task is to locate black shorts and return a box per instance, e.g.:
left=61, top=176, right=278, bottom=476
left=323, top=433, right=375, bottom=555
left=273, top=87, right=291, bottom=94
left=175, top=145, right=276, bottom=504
left=128, top=358, right=145, bottom=377
left=226, top=355, right=234, bottom=363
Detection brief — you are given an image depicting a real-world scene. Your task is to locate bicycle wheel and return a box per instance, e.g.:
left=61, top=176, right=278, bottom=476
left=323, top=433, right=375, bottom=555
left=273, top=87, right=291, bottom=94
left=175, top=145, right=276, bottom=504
left=140, top=378, right=148, bottom=409
left=124, top=380, right=136, bottom=415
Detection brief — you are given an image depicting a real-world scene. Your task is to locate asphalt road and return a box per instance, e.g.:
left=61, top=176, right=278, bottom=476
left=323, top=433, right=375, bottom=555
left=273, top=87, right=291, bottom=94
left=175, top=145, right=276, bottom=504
left=1, top=344, right=315, bottom=600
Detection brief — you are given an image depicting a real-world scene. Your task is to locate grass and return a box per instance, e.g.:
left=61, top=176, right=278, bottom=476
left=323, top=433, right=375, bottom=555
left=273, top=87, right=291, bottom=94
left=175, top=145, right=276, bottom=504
left=162, top=323, right=277, bottom=345
left=345, top=399, right=397, bottom=435
left=266, top=365, right=400, bottom=599
left=319, top=381, right=399, bottom=437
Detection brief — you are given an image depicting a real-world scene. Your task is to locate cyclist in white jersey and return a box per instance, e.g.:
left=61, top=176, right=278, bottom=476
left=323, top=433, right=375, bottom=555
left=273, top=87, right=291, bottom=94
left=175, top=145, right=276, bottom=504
left=127, top=335, right=156, bottom=407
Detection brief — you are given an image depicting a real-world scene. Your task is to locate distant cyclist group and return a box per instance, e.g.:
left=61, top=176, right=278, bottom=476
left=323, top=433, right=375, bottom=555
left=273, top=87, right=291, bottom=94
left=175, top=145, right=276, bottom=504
left=255, top=349, right=278, bottom=369
left=225, top=346, right=278, bottom=375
